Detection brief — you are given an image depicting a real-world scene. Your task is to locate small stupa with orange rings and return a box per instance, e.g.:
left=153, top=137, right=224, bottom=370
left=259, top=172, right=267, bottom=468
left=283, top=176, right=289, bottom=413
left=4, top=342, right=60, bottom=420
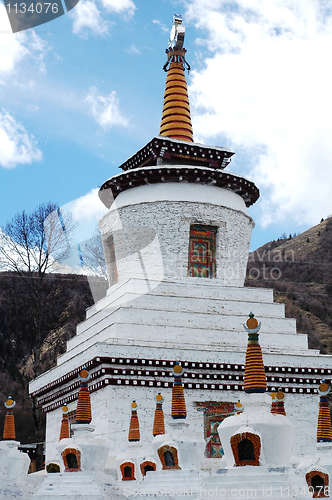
left=3, top=396, right=16, bottom=440
left=75, top=367, right=92, bottom=424
left=171, top=362, right=187, bottom=419
left=270, top=392, right=278, bottom=414
left=317, top=380, right=332, bottom=442
left=59, top=403, right=70, bottom=440
left=275, top=388, right=286, bottom=416
left=235, top=400, right=244, bottom=415
left=243, top=313, right=267, bottom=393
left=128, top=400, right=140, bottom=442
left=153, top=393, right=165, bottom=436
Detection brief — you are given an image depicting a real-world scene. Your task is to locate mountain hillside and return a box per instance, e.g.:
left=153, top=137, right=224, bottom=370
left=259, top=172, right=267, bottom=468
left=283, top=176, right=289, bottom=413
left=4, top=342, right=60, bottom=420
left=245, top=216, right=332, bottom=353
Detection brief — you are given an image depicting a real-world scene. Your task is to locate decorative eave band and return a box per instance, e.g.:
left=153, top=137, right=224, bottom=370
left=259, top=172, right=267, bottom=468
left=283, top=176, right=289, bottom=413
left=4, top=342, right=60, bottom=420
left=99, top=165, right=259, bottom=209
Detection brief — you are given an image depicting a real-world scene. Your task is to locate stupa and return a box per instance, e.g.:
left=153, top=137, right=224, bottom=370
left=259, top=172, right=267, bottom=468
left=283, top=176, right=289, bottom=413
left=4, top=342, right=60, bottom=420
left=29, top=14, right=332, bottom=472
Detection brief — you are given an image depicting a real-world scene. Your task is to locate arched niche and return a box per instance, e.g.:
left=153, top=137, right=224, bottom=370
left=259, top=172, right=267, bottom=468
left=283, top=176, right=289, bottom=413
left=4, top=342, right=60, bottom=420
left=306, top=470, right=329, bottom=498
left=61, top=448, right=81, bottom=472
left=46, top=463, right=60, bottom=473
left=230, top=432, right=261, bottom=467
left=120, top=461, right=136, bottom=481
left=140, top=460, right=156, bottom=478
left=157, top=445, right=181, bottom=470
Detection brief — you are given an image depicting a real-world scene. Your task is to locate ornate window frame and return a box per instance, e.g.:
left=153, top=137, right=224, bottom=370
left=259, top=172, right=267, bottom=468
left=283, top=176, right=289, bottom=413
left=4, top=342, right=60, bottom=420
left=306, top=470, right=329, bottom=498
left=61, top=448, right=81, bottom=472
left=157, top=445, right=181, bottom=470
left=120, top=461, right=136, bottom=481
left=140, top=460, right=156, bottom=477
left=230, top=432, right=261, bottom=467
left=188, top=224, right=217, bottom=278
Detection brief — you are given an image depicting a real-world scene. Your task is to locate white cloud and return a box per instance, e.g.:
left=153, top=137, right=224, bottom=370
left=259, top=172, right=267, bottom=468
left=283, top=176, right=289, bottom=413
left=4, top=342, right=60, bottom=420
left=185, top=0, right=332, bottom=228
left=99, top=0, right=136, bottom=17
left=0, top=4, right=29, bottom=75
left=26, top=104, right=40, bottom=112
left=152, top=19, right=168, bottom=33
left=125, top=43, right=140, bottom=55
left=0, top=5, right=51, bottom=77
left=68, top=188, right=108, bottom=223
left=71, top=0, right=109, bottom=37
left=85, top=86, right=128, bottom=129
left=0, top=109, right=42, bottom=169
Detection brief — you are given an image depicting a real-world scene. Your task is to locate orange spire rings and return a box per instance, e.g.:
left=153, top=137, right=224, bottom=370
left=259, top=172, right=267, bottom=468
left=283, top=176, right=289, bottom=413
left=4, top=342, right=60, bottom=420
left=128, top=401, right=140, bottom=442
left=3, top=414, right=15, bottom=440
left=275, top=390, right=286, bottom=416
left=153, top=394, right=165, bottom=436
left=243, top=314, right=267, bottom=394
left=3, top=397, right=16, bottom=440
left=160, top=49, right=193, bottom=142
left=270, top=392, right=278, bottom=414
left=76, top=368, right=92, bottom=424
left=59, top=404, right=70, bottom=441
left=171, top=363, right=187, bottom=419
left=243, top=344, right=267, bottom=392
left=317, top=381, right=332, bottom=442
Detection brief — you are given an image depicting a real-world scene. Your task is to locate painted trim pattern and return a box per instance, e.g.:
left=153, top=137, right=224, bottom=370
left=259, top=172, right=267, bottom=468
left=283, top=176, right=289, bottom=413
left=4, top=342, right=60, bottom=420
left=230, top=432, right=261, bottom=467
left=157, top=445, right=181, bottom=470
left=61, top=448, right=81, bottom=472
left=140, top=461, right=156, bottom=477
left=120, top=461, right=136, bottom=481
left=306, top=470, right=329, bottom=498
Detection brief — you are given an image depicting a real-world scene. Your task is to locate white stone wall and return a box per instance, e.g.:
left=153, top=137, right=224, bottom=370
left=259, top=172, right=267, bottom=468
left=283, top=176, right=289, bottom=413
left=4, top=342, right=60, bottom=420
left=99, top=197, right=254, bottom=287
left=44, top=383, right=321, bottom=466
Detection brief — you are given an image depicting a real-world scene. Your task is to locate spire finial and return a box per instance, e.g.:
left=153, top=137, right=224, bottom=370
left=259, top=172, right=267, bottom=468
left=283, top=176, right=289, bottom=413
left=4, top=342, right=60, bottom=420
left=243, top=313, right=267, bottom=393
left=235, top=400, right=243, bottom=415
left=59, top=404, right=70, bottom=440
left=75, top=367, right=92, bottom=424
left=160, top=15, right=193, bottom=142
left=317, top=380, right=332, bottom=442
left=153, top=393, right=165, bottom=436
left=3, top=396, right=16, bottom=440
left=128, top=400, right=140, bottom=442
left=171, top=362, right=187, bottom=419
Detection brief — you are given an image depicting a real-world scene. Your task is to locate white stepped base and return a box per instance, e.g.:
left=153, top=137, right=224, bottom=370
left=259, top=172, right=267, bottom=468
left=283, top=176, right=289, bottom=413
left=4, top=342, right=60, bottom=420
left=120, top=467, right=309, bottom=500
left=56, top=278, right=310, bottom=366
left=34, top=472, right=106, bottom=498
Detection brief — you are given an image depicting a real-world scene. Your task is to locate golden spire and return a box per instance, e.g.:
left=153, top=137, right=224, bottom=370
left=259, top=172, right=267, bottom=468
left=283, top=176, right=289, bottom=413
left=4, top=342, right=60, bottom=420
left=59, top=404, right=70, bottom=440
left=160, top=15, right=193, bottom=142
left=270, top=392, right=278, bottom=414
left=153, top=393, right=165, bottom=436
left=171, top=362, right=187, bottom=419
left=317, top=380, right=332, bottom=442
left=243, top=313, right=267, bottom=393
left=128, top=400, right=140, bottom=442
left=75, top=368, right=92, bottom=424
left=3, top=397, right=16, bottom=440
left=275, top=389, right=286, bottom=416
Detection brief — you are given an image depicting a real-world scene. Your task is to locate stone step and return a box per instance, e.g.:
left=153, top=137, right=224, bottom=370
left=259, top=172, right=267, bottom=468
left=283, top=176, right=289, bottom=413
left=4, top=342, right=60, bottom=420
left=73, top=307, right=296, bottom=346
left=86, top=278, right=274, bottom=319
left=60, top=321, right=307, bottom=366
left=34, top=472, right=104, bottom=496
left=79, top=292, right=284, bottom=336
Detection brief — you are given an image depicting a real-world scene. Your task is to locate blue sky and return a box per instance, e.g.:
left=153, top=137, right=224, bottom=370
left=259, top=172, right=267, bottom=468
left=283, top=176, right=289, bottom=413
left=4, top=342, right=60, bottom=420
left=1, top=0, right=332, bottom=253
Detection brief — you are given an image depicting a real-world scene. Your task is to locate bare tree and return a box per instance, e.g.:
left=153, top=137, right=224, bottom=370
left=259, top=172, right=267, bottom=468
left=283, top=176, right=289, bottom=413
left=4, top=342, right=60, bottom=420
left=79, top=227, right=108, bottom=281
left=0, top=202, right=76, bottom=470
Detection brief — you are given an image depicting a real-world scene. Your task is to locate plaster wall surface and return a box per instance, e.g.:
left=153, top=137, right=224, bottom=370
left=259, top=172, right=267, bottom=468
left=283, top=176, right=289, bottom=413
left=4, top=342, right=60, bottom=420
left=44, top=379, right=321, bottom=465
left=99, top=189, right=254, bottom=286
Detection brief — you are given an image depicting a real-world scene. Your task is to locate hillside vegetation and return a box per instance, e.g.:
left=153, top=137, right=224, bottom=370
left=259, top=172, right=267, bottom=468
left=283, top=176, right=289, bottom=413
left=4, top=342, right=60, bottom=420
left=245, top=217, right=332, bottom=353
